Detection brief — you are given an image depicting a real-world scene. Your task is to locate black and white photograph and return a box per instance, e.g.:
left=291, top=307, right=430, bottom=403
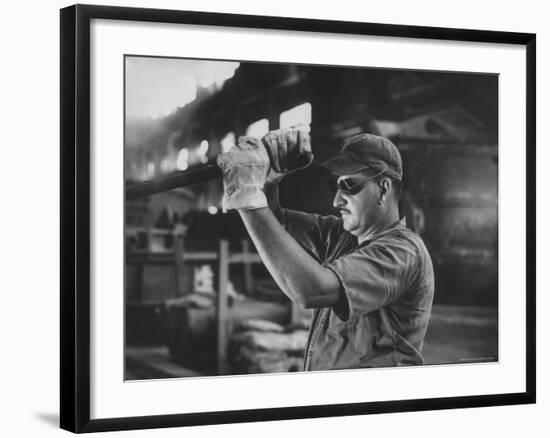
left=123, top=56, right=499, bottom=380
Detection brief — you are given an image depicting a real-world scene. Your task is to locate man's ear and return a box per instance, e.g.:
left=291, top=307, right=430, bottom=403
left=378, top=177, right=391, bottom=205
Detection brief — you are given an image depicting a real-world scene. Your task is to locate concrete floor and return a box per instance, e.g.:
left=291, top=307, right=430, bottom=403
left=125, top=303, right=498, bottom=379
left=423, top=304, right=498, bottom=365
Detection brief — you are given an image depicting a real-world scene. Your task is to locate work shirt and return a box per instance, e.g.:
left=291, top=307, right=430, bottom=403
left=282, top=210, right=434, bottom=370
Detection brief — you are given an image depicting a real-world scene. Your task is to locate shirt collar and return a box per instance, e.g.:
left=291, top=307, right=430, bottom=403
left=357, top=217, right=407, bottom=246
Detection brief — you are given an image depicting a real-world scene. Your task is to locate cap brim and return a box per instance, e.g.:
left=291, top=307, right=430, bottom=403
left=320, top=154, right=371, bottom=176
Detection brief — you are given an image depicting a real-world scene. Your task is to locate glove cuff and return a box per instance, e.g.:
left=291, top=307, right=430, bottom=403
left=222, top=185, right=268, bottom=212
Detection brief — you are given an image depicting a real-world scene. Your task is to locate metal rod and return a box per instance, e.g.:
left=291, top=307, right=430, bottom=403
left=125, top=164, right=222, bottom=201
left=125, top=151, right=313, bottom=201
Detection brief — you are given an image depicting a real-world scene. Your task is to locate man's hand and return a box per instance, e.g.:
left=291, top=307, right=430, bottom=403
left=216, top=128, right=313, bottom=211
left=262, top=128, right=313, bottom=184
left=216, top=136, right=270, bottom=212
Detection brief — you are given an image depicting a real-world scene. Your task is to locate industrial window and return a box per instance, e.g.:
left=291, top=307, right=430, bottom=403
left=196, top=140, right=209, bottom=164
left=176, top=148, right=189, bottom=171
left=146, top=161, right=156, bottom=178
left=245, top=118, right=269, bottom=138
left=220, top=132, right=236, bottom=153
left=279, top=102, right=312, bottom=132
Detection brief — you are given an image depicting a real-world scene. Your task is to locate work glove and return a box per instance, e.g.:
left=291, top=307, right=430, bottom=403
left=217, top=136, right=270, bottom=211
left=261, top=127, right=314, bottom=184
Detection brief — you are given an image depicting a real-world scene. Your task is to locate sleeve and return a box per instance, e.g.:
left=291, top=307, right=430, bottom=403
left=281, top=208, right=342, bottom=263
left=324, top=236, right=420, bottom=322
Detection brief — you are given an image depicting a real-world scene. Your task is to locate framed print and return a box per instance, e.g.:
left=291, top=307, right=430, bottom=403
left=60, top=4, right=536, bottom=433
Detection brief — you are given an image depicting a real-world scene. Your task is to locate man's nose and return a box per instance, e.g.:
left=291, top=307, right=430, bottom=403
left=333, top=190, right=346, bottom=208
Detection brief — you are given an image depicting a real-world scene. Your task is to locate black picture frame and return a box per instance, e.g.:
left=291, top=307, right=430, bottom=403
left=60, top=4, right=536, bottom=433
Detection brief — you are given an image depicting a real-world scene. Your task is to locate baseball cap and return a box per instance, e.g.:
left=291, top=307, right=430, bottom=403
left=321, top=133, right=402, bottom=180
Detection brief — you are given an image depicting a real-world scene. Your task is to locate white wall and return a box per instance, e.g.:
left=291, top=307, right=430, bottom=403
left=0, top=0, right=546, bottom=437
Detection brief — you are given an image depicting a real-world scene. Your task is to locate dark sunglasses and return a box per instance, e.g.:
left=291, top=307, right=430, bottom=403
left=328, top=176, right=373, bottom=195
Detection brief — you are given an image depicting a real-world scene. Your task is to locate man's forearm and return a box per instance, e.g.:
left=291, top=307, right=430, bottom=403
left=263, top=182, right=283, bottom=222
left=239, top=207, right=340, bottom=308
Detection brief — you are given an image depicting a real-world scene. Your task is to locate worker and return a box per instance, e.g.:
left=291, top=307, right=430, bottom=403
left=217, top=130, right=434, bottom=370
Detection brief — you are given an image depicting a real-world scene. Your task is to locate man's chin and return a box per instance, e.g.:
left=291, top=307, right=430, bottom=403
left=342, top=218, right=359, bottom=234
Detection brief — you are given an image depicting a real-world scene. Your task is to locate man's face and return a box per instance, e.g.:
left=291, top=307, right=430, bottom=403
left=332, top=173, right=381, bottom=237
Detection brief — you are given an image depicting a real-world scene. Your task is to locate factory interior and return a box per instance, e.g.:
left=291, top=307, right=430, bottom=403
left=124, top=58, right=498, bottom=379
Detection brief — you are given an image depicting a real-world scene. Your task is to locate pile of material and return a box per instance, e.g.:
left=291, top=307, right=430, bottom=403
left=229, top=319, right=308, bottom=374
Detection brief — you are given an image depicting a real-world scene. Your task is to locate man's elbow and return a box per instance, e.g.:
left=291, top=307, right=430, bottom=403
left=290, top=279, right=339, bottom=309
left=285, top=281, right=315, bottom=309
left=296, top=293, right=316, bottom=309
